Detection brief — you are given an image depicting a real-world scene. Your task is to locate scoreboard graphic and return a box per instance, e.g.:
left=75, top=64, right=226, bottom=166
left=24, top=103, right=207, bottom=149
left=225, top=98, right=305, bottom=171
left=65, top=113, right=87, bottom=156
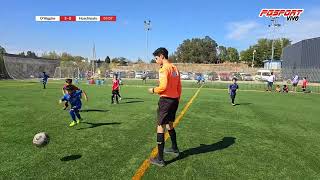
left=35, top=16, right=116, bottom=22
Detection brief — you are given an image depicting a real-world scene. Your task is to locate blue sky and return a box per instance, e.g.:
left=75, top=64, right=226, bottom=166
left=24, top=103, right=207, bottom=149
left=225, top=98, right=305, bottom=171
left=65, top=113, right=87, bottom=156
left=1, top=0, right=319, bottom=61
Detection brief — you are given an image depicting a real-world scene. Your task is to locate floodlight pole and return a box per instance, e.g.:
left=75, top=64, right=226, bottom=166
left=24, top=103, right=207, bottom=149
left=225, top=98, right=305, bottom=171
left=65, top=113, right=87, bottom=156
left=144, top=20, right=151, bottom=62
left=92, top=43, right=96, bottom=77
left=269, top=17, right=281, bottom=70
left=252, top=49, right=256, bottom=68
left=77, top=67, right=80, bottom=79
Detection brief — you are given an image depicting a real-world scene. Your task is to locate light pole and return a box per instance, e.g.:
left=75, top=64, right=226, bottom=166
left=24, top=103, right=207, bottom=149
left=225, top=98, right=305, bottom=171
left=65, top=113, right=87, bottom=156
left=92, top=43, right=96, bottom=77
left=252, top=49, right=256, bottom=68
left=268, top=17, right=281, bottom=69
left=144, top=20, right=151, bottom=62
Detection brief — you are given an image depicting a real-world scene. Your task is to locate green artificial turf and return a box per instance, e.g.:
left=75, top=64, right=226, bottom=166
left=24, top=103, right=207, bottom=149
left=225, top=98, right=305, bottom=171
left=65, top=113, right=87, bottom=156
left=0, top=80, right=319, bottom=179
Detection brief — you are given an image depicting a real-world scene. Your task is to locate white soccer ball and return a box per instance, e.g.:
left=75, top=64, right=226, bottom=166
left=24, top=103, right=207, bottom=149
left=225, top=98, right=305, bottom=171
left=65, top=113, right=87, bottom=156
left=33, top=132, right=50, bottom=147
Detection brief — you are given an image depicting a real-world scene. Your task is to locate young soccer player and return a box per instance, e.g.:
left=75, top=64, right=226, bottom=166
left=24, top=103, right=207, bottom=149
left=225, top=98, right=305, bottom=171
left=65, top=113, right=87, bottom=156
left=275, top=85, right=281, bottom=92
left=62, top=79, right=82, bottom=110
left=75, top=77, right=79, bottom=84
left=111, top=75, right=121, bottom=104
left=148, top=47, right=181, bottom=167
left=283, top=85, right=289, bottom=93
left=59, top=85, right=87, bottom=127
left=142, top=72, right=147, bottom=84
left=229, top=78, right=239, bottom=106
left=267, top=72, right=275, bottom=91
left=302, top=77, right=308, bottom=92
left=201, top=75, right=205, bottom=83
left=292, top=74, right=299, bottom=92
left=196, top=75, right=201, bottom=84
left=42, top=72, right=49, bottom=89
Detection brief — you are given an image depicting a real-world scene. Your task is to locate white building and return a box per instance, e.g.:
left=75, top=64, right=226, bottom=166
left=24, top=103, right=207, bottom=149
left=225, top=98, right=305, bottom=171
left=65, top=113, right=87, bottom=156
left=263, top=60, right=282, bottom=70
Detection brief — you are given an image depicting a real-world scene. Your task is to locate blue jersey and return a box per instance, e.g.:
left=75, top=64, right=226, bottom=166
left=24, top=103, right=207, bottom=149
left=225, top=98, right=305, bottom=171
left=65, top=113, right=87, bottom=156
left=61, top=90, right=82, bottom=109
left=229, top=83, right=239, bottom=95
left=43, top=74, right=49, bottom=82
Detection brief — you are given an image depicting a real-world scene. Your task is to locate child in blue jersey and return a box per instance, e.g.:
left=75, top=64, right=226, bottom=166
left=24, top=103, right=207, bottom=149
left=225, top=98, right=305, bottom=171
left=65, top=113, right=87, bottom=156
left=59, top=85, right=86, bottom=127
left=229, top=78, right=239, bottom=106
left=42, top=72, right=49, bottom=89
left=196, top=75, right=201, bottom=84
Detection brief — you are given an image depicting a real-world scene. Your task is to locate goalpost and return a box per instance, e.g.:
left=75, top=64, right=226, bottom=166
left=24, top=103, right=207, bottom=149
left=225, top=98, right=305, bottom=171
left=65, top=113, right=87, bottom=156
left=53, top=67, right=80, bottom=80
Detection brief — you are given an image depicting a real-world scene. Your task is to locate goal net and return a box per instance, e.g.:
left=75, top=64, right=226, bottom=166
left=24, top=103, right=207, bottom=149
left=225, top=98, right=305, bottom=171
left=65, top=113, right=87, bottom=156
left=53, top=67, right=80, bottom=80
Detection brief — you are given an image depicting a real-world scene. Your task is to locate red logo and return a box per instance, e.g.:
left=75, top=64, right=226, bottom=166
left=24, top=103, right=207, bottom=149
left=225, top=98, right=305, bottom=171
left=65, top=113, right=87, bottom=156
left=259, top=9, right=304, bottom=17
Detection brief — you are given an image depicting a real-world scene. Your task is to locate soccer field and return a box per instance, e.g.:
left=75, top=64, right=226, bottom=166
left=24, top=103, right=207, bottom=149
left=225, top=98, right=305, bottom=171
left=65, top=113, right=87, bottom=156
left=1, top=80, right=320, bottom=179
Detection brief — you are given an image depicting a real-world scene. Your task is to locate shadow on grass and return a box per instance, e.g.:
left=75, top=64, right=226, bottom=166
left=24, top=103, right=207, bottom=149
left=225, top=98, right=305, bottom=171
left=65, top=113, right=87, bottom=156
left=80, top=109, right=109, bottom=112
left=235, top=103, right=252, bottom=106
left=77, top=122, right=121, bottom=130
left=121, top=97, right=143, bottom=100
left=60, top=155, right=82, bottom=161
left=166, top=137, right=236, bottom=165
left=124, top=100, right=144, bottom=104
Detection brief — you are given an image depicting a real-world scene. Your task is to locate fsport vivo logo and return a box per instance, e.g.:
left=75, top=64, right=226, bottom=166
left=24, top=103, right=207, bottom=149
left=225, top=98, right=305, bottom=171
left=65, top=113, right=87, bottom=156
left=259, top=9, right=304, bottom=21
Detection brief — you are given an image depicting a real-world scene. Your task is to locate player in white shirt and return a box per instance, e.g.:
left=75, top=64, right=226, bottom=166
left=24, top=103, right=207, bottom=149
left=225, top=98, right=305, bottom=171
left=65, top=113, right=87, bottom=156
left=267, top=72, right=276, bottom=91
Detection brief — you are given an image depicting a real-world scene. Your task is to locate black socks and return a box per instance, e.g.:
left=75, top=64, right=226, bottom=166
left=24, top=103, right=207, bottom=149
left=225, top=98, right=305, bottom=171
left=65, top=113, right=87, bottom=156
left=157, top=133, right=165, bottom=161
left=168, top=129, right=178, bottom=150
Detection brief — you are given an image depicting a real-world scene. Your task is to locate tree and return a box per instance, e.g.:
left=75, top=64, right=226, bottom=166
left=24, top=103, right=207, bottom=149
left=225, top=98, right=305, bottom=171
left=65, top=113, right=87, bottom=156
left=111, top=57, right=129, bottom=66
left=0, top=46, right=6, bottom=54
left=111, top=57, right=120, bottom=64
left=119, top=57, right=128, bottom=66
left=150, top=59, right=156, bottom=63
left=42, top=51, right=60, bottom=59
left=218, top=46, right=228, bottom=62
left=240, top=38, right=291, bottom=67
left=96, top=58, right=102, bottom=67
left=227, top=47, right=239, bottom=62
left=136, top=58, right=144, bottom=64
left=176, top=36, right=218, bottom=63
left=60, top=52, right=74, bottom=61
left=73, top=56, right=85, bottom=62
left=105, top=56, right=111, bottom=63
left=280, top=38, right=291, bottom=49
left=169, top=53, right=177, bottom=63
left=26, top=51, right=37, bottom=58
left=18, top=52, right=26, bottom=56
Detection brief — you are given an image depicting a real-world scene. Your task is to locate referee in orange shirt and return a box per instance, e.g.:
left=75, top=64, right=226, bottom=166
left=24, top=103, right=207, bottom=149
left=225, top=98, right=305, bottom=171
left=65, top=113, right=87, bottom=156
left=148, top=47, right=182, bottom=167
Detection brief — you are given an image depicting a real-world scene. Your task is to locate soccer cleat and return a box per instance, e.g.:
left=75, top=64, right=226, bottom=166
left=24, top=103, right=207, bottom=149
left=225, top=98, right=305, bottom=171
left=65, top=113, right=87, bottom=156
left=164, top=148, right=180, bottom=157
left=69, top=121, right=77, bottom=127
left=76, top=119, right=81, bottom=124
left=119, top=97, right=122, bottom=101
left=232, top=103, right=236, bottom=106
left=149, top=157, right=165, bottom=167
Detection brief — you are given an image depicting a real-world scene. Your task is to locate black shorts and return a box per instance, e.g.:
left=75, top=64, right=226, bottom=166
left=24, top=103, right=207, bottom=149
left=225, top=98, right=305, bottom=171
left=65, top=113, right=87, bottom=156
left=157, top=97, right=179, bottom=125
left=112, top=90, right=119, bottom=94
left=293, top=83, right=298, bottom=87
